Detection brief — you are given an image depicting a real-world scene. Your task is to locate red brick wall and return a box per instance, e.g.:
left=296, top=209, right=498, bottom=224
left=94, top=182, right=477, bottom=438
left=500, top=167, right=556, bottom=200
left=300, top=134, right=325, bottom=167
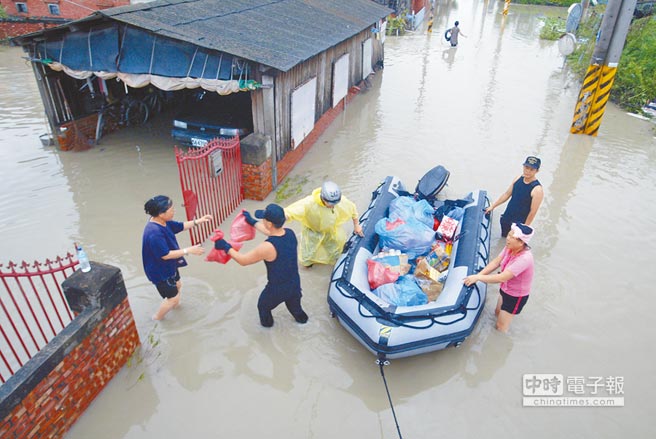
left=0, top=0, right=129, bottom=21
left=0, top=298, right=140, bottom=439
left=0, top=21, right=57, bottom=39
left=242, top=160, right=273, bottom=201
left=56, top=113, right=99, bottom=151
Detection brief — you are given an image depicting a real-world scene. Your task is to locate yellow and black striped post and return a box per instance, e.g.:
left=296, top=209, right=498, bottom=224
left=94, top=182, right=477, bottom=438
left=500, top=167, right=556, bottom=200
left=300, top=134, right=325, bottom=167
left=503, top=0, right=511, bottom=16
left=569, top=0, right=636, bottom=136
left=570, top=65, right=617, bottom=135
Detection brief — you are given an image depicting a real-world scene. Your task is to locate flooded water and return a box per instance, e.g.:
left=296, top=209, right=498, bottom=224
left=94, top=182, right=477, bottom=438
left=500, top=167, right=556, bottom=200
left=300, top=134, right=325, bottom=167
left=2, top=1, right=655, bottom=437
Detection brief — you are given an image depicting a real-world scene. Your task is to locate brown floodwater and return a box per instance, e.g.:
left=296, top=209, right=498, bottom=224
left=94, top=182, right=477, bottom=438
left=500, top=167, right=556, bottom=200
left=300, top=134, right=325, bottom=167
left=1, top=1, right=654, bottom=438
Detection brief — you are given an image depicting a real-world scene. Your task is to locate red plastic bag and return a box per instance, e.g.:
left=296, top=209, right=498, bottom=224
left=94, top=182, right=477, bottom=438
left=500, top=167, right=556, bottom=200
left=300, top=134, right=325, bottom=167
left=230, top=210, right=256, bottom=242
left=206, top=230, right=243, bottom=264
left=367, top=259, right=400, bottom=290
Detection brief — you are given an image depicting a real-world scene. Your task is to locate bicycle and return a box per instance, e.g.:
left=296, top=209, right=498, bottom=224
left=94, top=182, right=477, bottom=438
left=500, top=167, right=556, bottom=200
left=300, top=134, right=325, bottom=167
left=142, top=88, right=163, bottom=117
left=94, top=95, right=150, bottom=143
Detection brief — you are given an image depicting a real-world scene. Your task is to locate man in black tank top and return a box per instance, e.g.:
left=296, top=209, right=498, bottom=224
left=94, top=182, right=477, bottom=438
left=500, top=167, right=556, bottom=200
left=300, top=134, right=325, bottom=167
left=214, top=204, right=308, bottom=327
left=486, top=156, right=544, bottom=237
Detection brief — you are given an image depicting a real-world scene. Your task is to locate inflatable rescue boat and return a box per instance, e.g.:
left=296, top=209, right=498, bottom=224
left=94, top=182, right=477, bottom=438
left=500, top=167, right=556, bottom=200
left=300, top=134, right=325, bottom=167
left=327, top=167, right=491, bottom=360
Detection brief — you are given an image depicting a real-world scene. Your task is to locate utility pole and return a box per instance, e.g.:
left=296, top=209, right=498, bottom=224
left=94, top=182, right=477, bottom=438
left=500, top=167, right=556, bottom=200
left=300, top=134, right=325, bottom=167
left=570, top=0, right=638, bottom=136
left=503, top=0, right=511, bottom=15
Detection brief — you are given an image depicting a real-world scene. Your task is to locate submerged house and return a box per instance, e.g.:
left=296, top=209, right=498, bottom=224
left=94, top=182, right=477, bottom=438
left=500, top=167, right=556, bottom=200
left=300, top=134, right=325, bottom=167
left=11, top=0, right=391, bottom=199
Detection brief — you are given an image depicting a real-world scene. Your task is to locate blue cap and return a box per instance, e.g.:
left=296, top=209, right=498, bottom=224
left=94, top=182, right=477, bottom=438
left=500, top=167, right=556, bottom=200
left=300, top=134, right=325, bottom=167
left=255, top=203, right=286, bottom=227
left=523, top=156, right=541, bottom=169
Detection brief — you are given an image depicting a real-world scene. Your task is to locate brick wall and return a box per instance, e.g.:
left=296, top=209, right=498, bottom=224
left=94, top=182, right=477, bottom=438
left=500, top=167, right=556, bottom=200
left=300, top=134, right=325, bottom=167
left=0, top=299, right=138, bottom=438
left=56, top=113, right=101, bottom=151
left=0, top=0, right=129, bottom=21
left=0, top=21, right=57, bottom=39
left=0, top=262, right=140, bottom=439
left=1, top=0, right=129, bottom=39
left=242, top=160, right=273, bottom=201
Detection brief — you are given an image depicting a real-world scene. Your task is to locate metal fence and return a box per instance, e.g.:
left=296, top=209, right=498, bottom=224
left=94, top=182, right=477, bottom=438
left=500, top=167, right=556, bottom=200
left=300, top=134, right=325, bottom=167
left=175, top=136, right=243, bottom=245
left=0, top=253, right=77, bottom=383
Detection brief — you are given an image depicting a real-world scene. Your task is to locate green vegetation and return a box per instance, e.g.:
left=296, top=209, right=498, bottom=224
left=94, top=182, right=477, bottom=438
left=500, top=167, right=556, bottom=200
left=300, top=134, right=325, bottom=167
left=275, top=174, right=309, bottom=203
left=126, top=324, right=161, bottom=389
left=0, top=6, right=8, bottom=19
left=564, top=9, right=655, bottom=113
left=537, top=4, right=655, bottom=114
left=540, top=16, right=566, bottom=40
left=386, top=13, right=408, bottom=36
left=564, top=6, right=605, bottom=77
left=611, top=16, right=656, bottom=112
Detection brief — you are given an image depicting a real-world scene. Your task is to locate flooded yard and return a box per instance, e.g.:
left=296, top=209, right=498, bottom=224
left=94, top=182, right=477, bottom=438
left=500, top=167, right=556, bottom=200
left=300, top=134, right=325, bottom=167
left=1, top=1, right=655, bottom=438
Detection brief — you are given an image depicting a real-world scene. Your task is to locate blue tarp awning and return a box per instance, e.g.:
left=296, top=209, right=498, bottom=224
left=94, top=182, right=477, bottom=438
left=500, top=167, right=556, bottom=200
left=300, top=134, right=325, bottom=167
left=35, top=25, right=244, bottom=80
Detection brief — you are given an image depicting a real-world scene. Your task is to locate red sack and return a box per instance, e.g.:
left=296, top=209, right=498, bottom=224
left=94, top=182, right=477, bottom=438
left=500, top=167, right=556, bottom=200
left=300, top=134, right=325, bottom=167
left=206, top=229, right=243, bottom=264
left=230, top=210, right=256, bottom=242
left=367, top=259, right=400, bottom=290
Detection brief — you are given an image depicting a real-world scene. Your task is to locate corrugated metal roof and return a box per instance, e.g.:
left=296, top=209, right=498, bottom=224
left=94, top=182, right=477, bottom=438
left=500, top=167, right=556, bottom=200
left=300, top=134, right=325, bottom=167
left=98, top=0, right=391, bottom=72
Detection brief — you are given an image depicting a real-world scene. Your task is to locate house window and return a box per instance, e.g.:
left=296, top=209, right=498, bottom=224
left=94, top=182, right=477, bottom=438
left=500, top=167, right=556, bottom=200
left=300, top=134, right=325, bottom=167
left=16, top=3, right=28, bottom=13
left=48, top=4, right=61, bottom=15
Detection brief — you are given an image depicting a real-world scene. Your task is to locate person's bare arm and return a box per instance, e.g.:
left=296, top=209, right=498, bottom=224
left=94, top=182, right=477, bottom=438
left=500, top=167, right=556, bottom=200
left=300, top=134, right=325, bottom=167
left=525, top=185, right=544, bottom=225
left=182, top=214, right=213, bottom=231
left=485, top=176, right=519, bottom=214
left=228, top=241, right=276, bottom=266
left=162, top=244, right=204, bottom=259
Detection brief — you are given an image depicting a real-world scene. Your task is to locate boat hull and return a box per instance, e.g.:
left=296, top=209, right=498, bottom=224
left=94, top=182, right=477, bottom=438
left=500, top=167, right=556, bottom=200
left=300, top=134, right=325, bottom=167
left=327, top=176, right=492, bottom=359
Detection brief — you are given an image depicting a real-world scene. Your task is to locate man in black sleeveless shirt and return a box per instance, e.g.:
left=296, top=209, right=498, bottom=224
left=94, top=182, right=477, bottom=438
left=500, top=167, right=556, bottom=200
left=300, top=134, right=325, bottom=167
left=214, top=204, right=308, bottom=327
left=486, top=156, right=544, bottom=237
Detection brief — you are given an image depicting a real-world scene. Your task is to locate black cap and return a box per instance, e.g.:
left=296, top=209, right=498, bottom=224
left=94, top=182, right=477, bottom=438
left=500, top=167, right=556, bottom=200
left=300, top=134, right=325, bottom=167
left=523, top=156, right=541, bottom=170
left=255, top=203, right=286, bottom=227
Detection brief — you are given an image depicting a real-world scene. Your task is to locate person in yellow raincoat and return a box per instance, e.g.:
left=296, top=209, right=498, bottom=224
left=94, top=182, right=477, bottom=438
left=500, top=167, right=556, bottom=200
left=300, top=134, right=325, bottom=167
left=285, top=181, right=364, bottom=267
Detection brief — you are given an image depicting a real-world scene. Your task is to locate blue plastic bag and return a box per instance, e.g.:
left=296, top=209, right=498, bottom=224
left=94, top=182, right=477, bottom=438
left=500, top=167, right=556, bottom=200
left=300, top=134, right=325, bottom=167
left=375, top=216, right=435, bottom=259
left=373, top=275, right=428, bottom=306
left=446, top=206, right=465, bottom=221
left=389, top=196, right=435, bottom=228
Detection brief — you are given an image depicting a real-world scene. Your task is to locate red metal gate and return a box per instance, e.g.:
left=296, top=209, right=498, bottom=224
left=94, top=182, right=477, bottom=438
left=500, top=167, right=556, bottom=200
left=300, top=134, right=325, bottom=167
left=175, top=137, right=243, bottom=245
left=0, top=253, right=77, bottom=383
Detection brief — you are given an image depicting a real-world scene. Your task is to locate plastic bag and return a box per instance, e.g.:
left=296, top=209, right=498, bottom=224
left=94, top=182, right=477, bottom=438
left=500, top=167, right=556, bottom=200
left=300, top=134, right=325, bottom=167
left=373, top=275, right=428, bottom=307
left=371, top=250, right=410, bottom=275
left=230, top=210, right=256, bottom=242
left=205, top=229, right=243, bottom=264
left=367, top=258, right=400, bottom=290
left=445, top=206, right=464, bottom=221
left=375, top=216, right=435, bottom=259
left=389, top=197, right=435, bottom=228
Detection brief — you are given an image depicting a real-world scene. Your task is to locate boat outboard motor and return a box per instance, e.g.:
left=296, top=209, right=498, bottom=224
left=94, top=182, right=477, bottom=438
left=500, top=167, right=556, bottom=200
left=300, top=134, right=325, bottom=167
left=414, top=165, right=450, bottom=205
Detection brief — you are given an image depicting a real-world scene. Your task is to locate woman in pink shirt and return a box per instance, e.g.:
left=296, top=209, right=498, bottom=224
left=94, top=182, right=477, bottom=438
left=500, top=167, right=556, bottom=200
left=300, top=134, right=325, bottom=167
left=463, top=223, right=534, bottom=332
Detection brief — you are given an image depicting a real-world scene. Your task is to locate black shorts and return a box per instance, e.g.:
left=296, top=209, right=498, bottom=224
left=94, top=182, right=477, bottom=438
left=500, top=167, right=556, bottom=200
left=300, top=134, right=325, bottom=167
left=500, top=214, right=527, bottom=237
left=155, top=270, right=180, bottom=299
left=500, top=289, right=529, bottom=315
